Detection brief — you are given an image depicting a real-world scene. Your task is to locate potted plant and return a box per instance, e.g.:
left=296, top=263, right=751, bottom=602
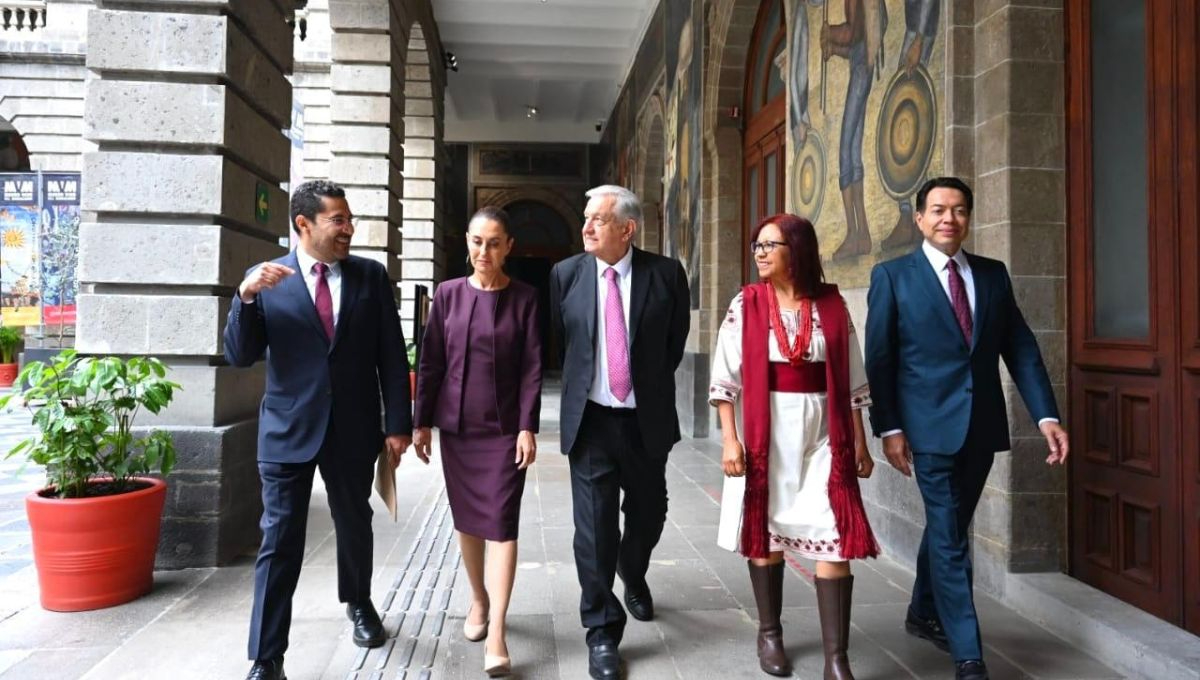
left=0, top=326, right=21, bottom=387
left=0, top=350, right=180, bottom=611
left=406, top=339, right=418, bottom=396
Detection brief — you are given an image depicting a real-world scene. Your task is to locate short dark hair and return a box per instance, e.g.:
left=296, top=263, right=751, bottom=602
left=915, top=177, right=974, bottom=213
left=470, top=206, right=512, bottom=237
left=290, top=180, right=346, bottom=233
left=751, top=213, right=825, bottom=297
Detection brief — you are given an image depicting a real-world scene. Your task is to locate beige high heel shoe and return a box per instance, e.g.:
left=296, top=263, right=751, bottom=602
left=462, top=601, right=488, bottom=642
left=484, top=632, right=511, bottom=677
left=484, top=653, right=511, bottom=677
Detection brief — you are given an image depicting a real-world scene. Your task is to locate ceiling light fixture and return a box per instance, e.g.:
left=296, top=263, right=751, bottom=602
left=443, top=51, right=459, bottom=72
left=526, top=106, right=539, bottom=118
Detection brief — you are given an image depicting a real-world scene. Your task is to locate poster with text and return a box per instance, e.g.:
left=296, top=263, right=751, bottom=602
left=0, top=173, right=42, bottom=326
left=40, top=173, right=79, bottom=326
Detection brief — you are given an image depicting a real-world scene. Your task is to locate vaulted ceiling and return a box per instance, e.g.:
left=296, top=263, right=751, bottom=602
left=433, top=0, right=658, bottom=143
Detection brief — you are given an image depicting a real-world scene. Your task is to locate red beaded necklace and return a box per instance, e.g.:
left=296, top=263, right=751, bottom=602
left=767, top=289, right=813, bottom=365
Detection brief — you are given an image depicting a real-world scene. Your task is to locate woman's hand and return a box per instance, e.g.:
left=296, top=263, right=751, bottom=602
left=722, top=437, right=746, bottom=477
left=413, top=427, right=433, bottom=464
left=515, top=430, right=537, bottom=470
left=855, top=439, right=875, bottom=479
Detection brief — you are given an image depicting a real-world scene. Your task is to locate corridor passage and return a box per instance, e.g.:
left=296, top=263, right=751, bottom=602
left=0, top=386, right=1122, bottom=679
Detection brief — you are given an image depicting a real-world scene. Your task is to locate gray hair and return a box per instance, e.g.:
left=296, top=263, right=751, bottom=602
left=586, top=185, right=642, bottom=229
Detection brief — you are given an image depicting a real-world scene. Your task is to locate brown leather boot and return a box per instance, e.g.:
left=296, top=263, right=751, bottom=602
left=815, top=575, right=855, bottom=680
left=748, top=561, right=792, bottom=677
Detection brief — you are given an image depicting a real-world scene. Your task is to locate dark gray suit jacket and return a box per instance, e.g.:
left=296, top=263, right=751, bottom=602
left=549, top=247, right=690, bottom=456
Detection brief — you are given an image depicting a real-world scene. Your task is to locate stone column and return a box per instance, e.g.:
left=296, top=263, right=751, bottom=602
left=970, top=0, right=1068, bottom=593
left=328, top=0, right=407, bottom=293
left=78, top=0, right=295, bottom=567
left=400, top=23, right=444, bottom=327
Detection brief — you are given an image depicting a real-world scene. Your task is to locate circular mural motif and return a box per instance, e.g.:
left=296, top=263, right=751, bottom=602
left=792, top=130, right=826, bottom=222
left=875, top=64, right=938, bottom=200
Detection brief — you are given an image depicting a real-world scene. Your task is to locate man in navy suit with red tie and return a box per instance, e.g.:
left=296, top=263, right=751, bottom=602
left=864, top=177, right=1070, bottom=680
left=225, top=180, right=412, bottom=680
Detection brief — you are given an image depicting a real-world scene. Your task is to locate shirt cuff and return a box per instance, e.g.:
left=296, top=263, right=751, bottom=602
left=1037, top=418, right=1060, bottom=426
left=879, top=429, right=903, bottom=438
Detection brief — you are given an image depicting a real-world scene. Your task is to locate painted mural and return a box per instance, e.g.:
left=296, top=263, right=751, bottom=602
left=787, top=0, right=945, bottom=287
left=663, top=0, right=704, bottom=308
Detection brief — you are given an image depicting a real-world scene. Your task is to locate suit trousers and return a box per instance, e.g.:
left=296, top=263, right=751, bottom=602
left=247, top=424, right=376, bottom=661
left=568, top=402, right=669, bottom=647
left=910, top=443, right=995, bottom=662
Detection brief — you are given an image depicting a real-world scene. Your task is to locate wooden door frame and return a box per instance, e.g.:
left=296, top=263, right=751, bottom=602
left=1066, top=0, right=1195, bottom=629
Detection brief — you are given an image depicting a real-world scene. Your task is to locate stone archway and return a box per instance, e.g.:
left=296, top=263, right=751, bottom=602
left=327, top=0, right=407, bottom=290
left=634, top=92, right=666, bottom=254
left=399, top=21, right=444, bottom=327
left=702, top=0, right=762, bottom=347
left=0, top=116, right=31, bottom=171
left=475, top=186, right=583, bottom=252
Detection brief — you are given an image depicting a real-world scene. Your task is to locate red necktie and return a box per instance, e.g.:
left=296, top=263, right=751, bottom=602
left=947, top=259, right=972, bottom=344
left=313, top=262, right=334, bottom=340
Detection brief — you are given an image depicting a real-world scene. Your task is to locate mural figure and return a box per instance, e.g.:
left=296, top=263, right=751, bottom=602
left=821, top=0, right=887, bottom=261
left=878, top=0, right=940, bottom=250
left=663, top=1, right=703, bottom=307
left=789, top=0, right=828, bottom=222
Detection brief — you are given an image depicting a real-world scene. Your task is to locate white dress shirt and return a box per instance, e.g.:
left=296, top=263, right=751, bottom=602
left=295, top=247, right=343, bottom=327
left=879, top=242, right=1055, bottom=439
left=922, top=240, right=975, bottom=315
left=589, top=247, right=636, bottom=408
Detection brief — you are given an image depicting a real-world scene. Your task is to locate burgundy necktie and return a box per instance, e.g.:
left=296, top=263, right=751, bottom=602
left=947, top=259, right=972, bottom=344
left=313, top=262, right=334, bottom=340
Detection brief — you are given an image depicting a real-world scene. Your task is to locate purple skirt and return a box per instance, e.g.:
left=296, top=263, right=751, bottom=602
left=440, top=430, right=527, bottom=541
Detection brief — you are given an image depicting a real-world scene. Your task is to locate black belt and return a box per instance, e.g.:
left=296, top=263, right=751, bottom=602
left=586, top=401, right=637, bottom=417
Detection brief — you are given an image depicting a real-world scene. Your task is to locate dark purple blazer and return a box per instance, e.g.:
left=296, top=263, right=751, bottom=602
left=414, top=277, right=543, bottom=435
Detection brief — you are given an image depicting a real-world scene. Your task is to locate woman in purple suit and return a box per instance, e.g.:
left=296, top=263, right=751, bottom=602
left=413, top=206, right=542, bottom=677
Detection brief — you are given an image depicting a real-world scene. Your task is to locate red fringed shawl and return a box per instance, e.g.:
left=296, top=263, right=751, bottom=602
left=740, top=282, right=879, bottom=560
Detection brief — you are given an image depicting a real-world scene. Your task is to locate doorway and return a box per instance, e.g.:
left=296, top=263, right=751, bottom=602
left=1066, top=0, right=1199, bottom=634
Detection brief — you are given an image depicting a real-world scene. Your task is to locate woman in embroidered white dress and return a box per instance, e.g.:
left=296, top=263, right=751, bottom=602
left=710, top=213, right=878, bottom=679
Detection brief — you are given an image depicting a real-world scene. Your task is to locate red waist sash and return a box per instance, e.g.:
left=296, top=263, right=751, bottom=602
left=768, top=361, right=827, bottom=393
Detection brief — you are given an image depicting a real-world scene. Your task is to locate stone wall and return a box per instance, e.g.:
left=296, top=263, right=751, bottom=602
left=0, top=1, right=93, bottom=172
left=79, top=0, right=296, bottom=568
left=602, top=0, right=1070, bottom=597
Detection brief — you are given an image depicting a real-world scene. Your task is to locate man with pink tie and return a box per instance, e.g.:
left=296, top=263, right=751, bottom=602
left=549, top=185, right=690, bottom=679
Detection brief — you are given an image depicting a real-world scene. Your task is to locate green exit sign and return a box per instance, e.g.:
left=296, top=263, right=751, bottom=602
left=255, top=183, right=270, bottom=224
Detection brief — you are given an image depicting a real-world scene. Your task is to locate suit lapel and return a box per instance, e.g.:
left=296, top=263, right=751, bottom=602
left=567, top=255, right=597, bottom=344
left=330, top=257, right=357, bottom=353
left=283, top=251, right=329, bottom=343
left=628, top=248, right=650, bottom=344
left=908, top=248, right=968, bottom=348
left=967, top=253, right=990, bottom=352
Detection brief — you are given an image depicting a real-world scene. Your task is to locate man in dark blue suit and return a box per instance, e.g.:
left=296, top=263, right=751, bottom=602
left=225, top=180, right=412, bottom=680
left=864, top=177, right=1070, bottom=680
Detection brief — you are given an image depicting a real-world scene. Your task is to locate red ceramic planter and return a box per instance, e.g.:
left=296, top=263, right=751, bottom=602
left=0, top=362, right=17, bottom=387
left=26, top=477, right=167, bottom=612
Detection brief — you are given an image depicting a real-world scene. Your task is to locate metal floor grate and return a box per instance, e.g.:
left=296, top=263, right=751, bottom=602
left=345, top=487, right=457, bottom=680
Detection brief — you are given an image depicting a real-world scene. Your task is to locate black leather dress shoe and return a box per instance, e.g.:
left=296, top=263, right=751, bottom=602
left=588, top=644, right=622, bottom=679
left=245, top=657, right=285, bottom=680
left=346, top=601, right=387, bottom=648
left=905, top=609, right=950, bottom=652
left=623, top=585, right=654, bottom=622
left=955, top=660, right=989, bottom=680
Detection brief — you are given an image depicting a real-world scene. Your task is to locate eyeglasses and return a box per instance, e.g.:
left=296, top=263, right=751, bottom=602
left=750, top=240, right=788, bottom=255
left=320, top=216, right=358, bottom=228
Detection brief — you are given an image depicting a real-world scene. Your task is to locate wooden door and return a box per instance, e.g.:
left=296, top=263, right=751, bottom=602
left=1067, top=0, right=1200, bottom=634
left=742, top=0, right=787, bottom=282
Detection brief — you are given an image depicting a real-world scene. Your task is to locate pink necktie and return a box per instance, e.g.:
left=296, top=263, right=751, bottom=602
left=947, top=259, right=972, bottom=344
left=604, top=267, right=632, bottom=402
left=314, top=262, right=334, bottom=341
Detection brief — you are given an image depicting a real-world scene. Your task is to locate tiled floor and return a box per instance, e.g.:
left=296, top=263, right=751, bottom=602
left=0, top=386, right=1125, bottom=679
